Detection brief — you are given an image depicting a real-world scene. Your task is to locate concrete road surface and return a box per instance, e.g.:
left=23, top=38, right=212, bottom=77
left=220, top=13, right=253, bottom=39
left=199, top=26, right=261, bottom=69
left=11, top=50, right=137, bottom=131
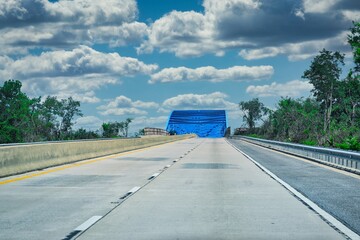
left=0, top=138, right=199, bottom=240
left=77, top=138, right=345, bottom=240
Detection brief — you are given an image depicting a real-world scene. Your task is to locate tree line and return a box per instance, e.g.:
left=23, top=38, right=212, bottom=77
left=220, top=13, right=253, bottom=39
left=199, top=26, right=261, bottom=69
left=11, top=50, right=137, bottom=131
left=0, top=80, right=135, bottom=143
left=238, top=22, right=360, bottom=151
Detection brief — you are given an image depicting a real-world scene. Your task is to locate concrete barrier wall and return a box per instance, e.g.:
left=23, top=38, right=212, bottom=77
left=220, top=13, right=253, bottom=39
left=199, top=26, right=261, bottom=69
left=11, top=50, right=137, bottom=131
left=0, top=135, right=194, bottom=178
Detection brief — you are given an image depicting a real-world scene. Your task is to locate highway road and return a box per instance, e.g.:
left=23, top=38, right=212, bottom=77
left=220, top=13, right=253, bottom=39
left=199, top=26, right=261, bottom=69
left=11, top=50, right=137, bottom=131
left=228, top=138, right=360, bottom=237
left=0, top=138, right=199, bottom=240
left=0, top=138, right=358, bottom=239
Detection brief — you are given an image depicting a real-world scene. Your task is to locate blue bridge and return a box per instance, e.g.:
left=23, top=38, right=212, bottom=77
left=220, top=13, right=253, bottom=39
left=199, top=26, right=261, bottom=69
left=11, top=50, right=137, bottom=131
left=166, top=110, right=227, bottom=138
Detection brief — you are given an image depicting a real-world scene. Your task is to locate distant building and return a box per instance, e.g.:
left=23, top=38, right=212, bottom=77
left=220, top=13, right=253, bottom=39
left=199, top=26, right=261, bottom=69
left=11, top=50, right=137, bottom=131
left=144, top=127, right=169, bottom=136
left=166, top=110, right=227, bottom=138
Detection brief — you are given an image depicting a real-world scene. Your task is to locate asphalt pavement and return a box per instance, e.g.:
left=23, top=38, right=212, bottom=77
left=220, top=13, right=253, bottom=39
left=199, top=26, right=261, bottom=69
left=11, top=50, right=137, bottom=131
left=228, top=138, right=360, bottom=237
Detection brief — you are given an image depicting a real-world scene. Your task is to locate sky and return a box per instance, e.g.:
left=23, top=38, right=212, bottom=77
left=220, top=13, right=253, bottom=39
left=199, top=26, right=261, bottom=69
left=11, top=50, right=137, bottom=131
left=0, top=0, right=359, bottom=134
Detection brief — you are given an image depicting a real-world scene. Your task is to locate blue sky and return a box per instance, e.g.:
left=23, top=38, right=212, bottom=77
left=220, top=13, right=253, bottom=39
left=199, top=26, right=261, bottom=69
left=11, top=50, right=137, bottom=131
left=0, top=0, right=359, bottom=134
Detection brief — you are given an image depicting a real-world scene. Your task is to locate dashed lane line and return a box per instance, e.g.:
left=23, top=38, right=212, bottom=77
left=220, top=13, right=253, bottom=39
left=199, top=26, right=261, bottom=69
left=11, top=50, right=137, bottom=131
left=62, top=216, right=102, bottom=240
left=75, top=216, right=103, bottom=231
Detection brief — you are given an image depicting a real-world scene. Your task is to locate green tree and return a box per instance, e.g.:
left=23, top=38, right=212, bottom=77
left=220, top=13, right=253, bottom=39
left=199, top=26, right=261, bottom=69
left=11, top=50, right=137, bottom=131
left=348, top=21, right=360, bottom=73
left=72, top=128, right=100, bottom=139
left=102, top=122, right=118, bottom=138
left=340, top=21, right=360, bottom=130
left=26, top=96, right=43, bottom=142
left=101, top=118, right=133, bottom=138
left=120, top=118, right=133, bottom=137
left=302, top=49, right=344, bottom=142
left=0, top=80, right=36, bottom=143
left=136, top=128, right=145, bottom=137
left=239, top=98, right=268, bottom=131
left=37, top=96, right=63, bottom=140
left=270, top=97, right=321, bottom=144
left=337, top=74, right=360, bottom=127
left=59, top=97, right=83, bottom=139
left=249, top=23, right=360, bottom=150
left=36, top=96, right=82, bottom=140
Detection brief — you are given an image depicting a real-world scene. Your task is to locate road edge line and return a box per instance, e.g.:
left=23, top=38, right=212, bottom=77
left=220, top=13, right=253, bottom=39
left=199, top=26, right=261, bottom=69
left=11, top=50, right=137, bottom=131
left=226, top=139, right=360, bottom=240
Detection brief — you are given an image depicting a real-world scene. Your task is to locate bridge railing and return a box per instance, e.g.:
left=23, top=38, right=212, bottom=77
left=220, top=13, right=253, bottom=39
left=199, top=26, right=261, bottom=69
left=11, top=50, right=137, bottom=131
left=229, top=136, right=360, bottom=174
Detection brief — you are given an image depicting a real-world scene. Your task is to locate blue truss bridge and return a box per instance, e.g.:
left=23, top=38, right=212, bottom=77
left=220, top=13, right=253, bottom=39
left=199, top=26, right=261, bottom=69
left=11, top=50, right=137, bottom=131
left=166, top=110, right=227, bottom=138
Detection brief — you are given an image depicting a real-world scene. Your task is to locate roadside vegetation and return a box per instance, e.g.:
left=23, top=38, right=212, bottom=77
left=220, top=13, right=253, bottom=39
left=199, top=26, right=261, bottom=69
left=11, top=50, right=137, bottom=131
left=238, top=22, right=360, bottom=151
left=0, top=79, right=136, bottom=143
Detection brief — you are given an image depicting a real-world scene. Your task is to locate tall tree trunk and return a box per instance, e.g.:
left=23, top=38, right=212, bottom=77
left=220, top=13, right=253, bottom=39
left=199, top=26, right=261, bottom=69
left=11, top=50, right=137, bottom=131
left=326, top=87, right=333, bottom=145
left=351, top=102, right=357, bottom=127
left=328, top=98, right=333, bottom=129
left=323, top=109, right=327, bottom=133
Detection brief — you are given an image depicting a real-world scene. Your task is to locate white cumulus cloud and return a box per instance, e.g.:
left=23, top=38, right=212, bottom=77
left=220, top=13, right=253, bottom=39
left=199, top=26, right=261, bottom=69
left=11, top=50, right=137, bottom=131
left=132, top=116, right=169, bottom=129
left=239, top=31, right=350, bottom=61
left=302, top=0, right=341, bottom=14
left=0, top=0, right=145, bottom=54
left=0, top=46, right=158, bottom=102
left=150, top=65, right=274, bottom=83
left=97, top=95, right=159, bottom=116
left=139, top=0, right=357, bottom=60
left=137, top=10, right=215, bottom=57
left=246, top=80, right=313, bottom=97
left=162, top=92, right=238, bottom=110
left=1, top=45, right=157, bottom=79
left=74, top=116, right=104, bottom=130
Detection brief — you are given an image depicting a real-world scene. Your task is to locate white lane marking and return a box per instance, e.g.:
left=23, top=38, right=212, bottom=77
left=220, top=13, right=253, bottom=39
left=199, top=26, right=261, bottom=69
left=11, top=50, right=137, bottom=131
left=120, top=186, right=141, bottom=200
left=128, top=186, right=141, bottom=194
left=74, top=216, right=102, bottom=231
left=150, top=173, right=160, bottom=178
left=227, top=140, right=360, bottom=240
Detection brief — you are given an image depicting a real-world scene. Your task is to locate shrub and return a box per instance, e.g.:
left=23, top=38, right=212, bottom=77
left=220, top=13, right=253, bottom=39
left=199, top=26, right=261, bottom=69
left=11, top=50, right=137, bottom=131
left=336, top=137, right=360, bottom=151
left=301, top=139, right=317, bottom=146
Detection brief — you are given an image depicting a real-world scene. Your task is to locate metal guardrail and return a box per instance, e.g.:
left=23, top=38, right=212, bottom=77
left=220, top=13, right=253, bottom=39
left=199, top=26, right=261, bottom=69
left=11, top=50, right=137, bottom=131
left=230, top=136, right=360, bottom=173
